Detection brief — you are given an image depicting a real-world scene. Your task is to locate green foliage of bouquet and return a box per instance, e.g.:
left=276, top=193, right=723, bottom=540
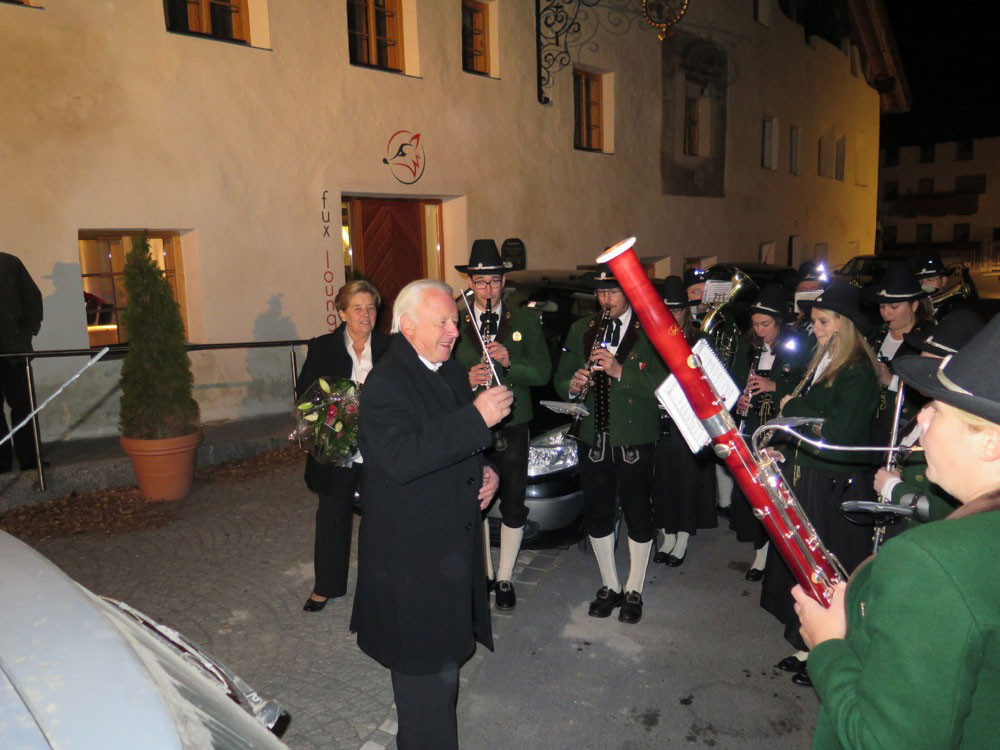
left=293, top=377, right=360, bottom=466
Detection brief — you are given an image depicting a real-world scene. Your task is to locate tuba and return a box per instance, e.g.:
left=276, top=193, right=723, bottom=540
left=699, top=265, right=759, bottom=369
left=928, top=266, right=977, bottom=319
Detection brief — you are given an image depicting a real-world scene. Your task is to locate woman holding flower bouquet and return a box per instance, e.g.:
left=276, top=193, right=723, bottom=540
left=297, top=279, right=389, bottom=612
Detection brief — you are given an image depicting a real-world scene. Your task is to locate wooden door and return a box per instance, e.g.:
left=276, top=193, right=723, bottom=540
left=352, top=198, right=426, bottom=334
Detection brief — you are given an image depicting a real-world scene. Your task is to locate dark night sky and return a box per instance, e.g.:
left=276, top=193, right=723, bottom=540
left=881, top=0, right=999, bottom=145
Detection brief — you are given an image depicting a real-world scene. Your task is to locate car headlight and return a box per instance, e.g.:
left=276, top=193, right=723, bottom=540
left=527, top=424, right=578, bottom=477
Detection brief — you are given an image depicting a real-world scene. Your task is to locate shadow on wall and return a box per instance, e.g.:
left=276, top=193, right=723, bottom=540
left=238, top=294, right=300, bottom=419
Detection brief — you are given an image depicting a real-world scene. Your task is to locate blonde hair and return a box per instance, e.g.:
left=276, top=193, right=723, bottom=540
left=335, top=279, right=381, bottom=312
left=391, top=279, right=453, bottom=334
left=811, top=311, right=878, bottom=386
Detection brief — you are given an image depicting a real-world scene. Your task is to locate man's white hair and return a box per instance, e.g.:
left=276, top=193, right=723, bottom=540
left=391, top=279, right=454, bottom=333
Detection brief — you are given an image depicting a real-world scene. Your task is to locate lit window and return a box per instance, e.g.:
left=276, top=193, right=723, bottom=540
left=165, top=0, right=248, bottom=43
left=348, top=0, right=403, bottom=72
left=573, top=68, right=603, bottom=152
left=462, top=0, right=490, bottom=76
left=78, top=232, right=186, bottom=347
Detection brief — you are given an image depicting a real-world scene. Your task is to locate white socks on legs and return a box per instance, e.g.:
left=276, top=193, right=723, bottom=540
left=590, top=533, right=622, bottom=592
left=716, top=464, right=733, bottom=508
left=672, top=531, right=690, bottom=559
left=752, top=542, right=769, bottom=571
left=657, top=529, right=677, bottom=554
left=496, top=524, right=524, bottom=582
left=483, top=519, right=495, bottom=580
left=625, top=539, right=653, bottom=594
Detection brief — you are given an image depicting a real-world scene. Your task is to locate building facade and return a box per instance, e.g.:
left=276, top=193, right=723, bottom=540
left=0, top=0, right=892, bottom=439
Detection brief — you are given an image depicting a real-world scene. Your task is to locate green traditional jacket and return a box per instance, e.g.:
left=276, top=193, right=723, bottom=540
left=809, top=498, right=1000, bottom=749
left=868, top=319, right=935, bottom=447
left=888, top=450, right=958, bottom=525
left=454, top=303, right=551, bottom=428
left=781, top=360, right=879, bottom=473
left=553, top=310, right=667, bottom=448
left=730, top=327, right=811, bottom=426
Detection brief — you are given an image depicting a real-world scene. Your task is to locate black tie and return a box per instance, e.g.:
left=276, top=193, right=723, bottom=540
left=606, top=318, right=621, bottom=347
left=480, top=312, right=498, bottom=337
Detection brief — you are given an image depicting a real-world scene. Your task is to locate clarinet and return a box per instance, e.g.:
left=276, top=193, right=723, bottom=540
left=481, top=297, right=497, bottom=388
left=736, top=341, right=764, bottom=435
left=567, top=310, right=613, bottom=440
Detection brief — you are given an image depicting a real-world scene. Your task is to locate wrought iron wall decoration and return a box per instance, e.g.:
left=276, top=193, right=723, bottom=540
left=535, top=0, right=655, bottom=105
left=642, top=0, right=690, bottom=41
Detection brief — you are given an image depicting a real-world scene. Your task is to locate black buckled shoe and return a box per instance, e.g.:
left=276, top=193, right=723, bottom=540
left=495, top=580, right=516, bottom=610
left=665, top=551, right=686, bottom=567
left=618, top=591, right=643, bottom=624
left=587, top=586, right=624, bottom=618
left=652, top=550, right=669, bottom=564
left=775, top=656, right=806, bottom=673
left=744, top=567, right=764, bottom=582
left=791, top=667, right=812, bottom=687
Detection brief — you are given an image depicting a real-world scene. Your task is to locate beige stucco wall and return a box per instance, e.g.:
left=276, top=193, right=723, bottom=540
left=0, top=0, right=880, bottom=440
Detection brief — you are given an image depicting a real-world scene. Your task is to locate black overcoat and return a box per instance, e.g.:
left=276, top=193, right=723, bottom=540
left=296, top=323, right=390, bottom=493
left=350, top=334, right=494, bottom=675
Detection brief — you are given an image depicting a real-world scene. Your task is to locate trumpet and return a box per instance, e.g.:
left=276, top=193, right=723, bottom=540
left=567, top=310, right=613, bottom=440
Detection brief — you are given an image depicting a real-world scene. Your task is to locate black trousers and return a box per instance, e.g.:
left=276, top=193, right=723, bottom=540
left=312, top=464, right=362, bottom=599
left=484, top=422, right=529, bottom=528
left=390, top=666, right=460, bottom=750
left=578, top=435, right=655, bottom=543
left=0, top=357, right=37, bottom=472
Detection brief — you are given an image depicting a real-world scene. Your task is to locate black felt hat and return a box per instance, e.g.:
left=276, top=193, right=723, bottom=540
left=913, top=253, right=953, bottom=279
left=798, top=280, right=873, bottom=336
left=583, top=264, right=621, bottom=290
left=750, top=283, right=789, bottom=319
left=682, top=267, right=707, bottom=289
left=895, top=314, right=1000, bottom=425
left=903, top=309, right=985, bottom=357
left=867, top=260, right=926, bottom=303
left=455, top=239, right=511, bottom=274
left=658, top=275, right=697, bottom=309
left=797, top=261, right=829, bottom=284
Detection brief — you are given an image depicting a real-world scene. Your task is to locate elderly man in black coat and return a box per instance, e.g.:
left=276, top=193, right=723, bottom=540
left=350, top=279, right=513, bottom=750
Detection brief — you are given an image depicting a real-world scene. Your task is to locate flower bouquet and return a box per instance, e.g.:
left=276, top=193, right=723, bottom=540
left=291, top=377, right=361, bottom=466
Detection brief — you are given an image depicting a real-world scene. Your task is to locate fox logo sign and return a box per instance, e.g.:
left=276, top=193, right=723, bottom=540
left=382, top=130, right=426, bottom=184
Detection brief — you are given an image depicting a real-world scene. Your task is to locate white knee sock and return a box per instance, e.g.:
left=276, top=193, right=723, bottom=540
left=751, top=542, right=769, bottom=571
left=589, top=533, right=621, bottom=592
left=482, top=519, right=495, bottom=580
left=672, top=531, right=690, bottom=558
left=793, top=650, right=808, bottom=662
left=657, top=529, right=677, bottom=554
left=496, top=524, right=524, bottom=582
left=716, top=464, right=733, bottom=507
left=625, top=539, right=653, bottom=594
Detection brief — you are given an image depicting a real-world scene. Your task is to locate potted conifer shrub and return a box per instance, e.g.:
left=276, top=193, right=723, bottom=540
left=119, top=233, right=202, bottom=501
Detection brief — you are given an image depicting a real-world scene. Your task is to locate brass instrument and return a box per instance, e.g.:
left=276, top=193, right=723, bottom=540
left=700, top=265, right=759, bottom=368
left=928, top=266, right=977, bottom=319
left=567, top=310, right=613, bottom=439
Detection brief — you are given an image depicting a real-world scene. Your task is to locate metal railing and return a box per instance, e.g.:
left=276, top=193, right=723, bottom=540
left=0, top=339, right=309, bottom=491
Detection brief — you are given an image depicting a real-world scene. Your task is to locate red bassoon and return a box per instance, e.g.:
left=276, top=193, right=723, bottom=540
left=597, top=238, right=845, bottom=605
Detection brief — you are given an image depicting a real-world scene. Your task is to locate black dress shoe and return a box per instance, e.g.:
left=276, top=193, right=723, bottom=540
left=775, top=656, right=806, bottom=673
left=588, top=586, right=624, bottom=618
left=744, top=567, right=764, bottom=582
left=303, top=596, right=328, bottom=612
left=618, top=591, right=643, bottom=624
left=652, top=550, right=669, bottom=564
left=665, top=550, right=686, bottom=567
left=791, top=667, right=812, bottom=687
left=495, top=580, right=516, bottom=610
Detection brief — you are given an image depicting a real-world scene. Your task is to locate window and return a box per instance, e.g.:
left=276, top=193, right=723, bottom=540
left=883, top=180, right=898, bottom=200
left=883, top=145, right=899, bottom=167
left=758, top=241, right=776, bottom=263
left=753, top=0, right=771, bottom=25
left=761, top=117, right=778, bottom=170
left=883, top=225, right=897, bottom=246
left=955, top=174, right=987, bottom=193
left=682, top=79, right=709, bottom=157
left=78, top=231, right=185, bottom=347
left=834, top=135, right=846, bottom=181
left=953, top=223, right=971, bottom=243
left=164, top=0, right=248, bottom=42
left=461, top=0, right=490, bottom=75
left=916, top=224, right=932, bottom=244
left=919, top=143, right=935, bottom=164
left=993, top=227, right=1000, bottom=243
left=788, top=125, right=801, bottom=175
left=573, top=68, right=603, bottom=151
left=956, top=139, right=973, bottom=161
left=347, top=0, right=403, bottom=71
left=918, top=177, right=934, bottom=195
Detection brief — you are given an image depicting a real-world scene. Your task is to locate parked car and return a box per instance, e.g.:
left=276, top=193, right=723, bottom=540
left=0, top=529, right=288, bottom=749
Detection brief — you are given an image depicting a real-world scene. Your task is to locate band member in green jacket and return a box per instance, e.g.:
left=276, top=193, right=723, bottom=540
left=794, top=313, right=1000, bottom=750
left=454, top=239, right=551, bottom=611
left=554, top=266, right=667, bottom=625
left=761, top=281, right=879, bottom=687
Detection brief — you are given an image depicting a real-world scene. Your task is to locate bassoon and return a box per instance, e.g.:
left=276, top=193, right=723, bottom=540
left=598, top=238, right=846, bottom=605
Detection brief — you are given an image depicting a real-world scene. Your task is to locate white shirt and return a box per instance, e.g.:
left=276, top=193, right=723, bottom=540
left=758, top=342, right=776, bottom=371
left=345, top=328, right=374, bottom=384
left=811, top=350, right=833, bottom=386
left=418, top=354, right=443, bottom=372
left=879, top=332, right=904, bottom=392
left=604, top=307, right=632, bottom=357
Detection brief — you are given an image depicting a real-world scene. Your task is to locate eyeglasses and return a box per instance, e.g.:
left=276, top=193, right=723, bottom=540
left=595, top=289, right=623, bottom=298
left=472, top=279, right=503, bottom=290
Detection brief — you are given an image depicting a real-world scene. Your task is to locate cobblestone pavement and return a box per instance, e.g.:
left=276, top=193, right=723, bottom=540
left=29, top=465, right=818, bottom=749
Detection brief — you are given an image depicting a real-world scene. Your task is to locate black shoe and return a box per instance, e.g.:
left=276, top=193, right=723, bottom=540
left=791, top=667, right=812, bottom=687
left=495, top=580, right=516, bottom=610
left=652, top=550, right=669, bottom=564
left=303, top=595, right=328, bottom=612
left=744, top=567, right=764, bottom=582
left=717, top=505, right=731, bottom=519
left=775, top=655, right=806, bottom=673
left=618, top=591, right=643, bottom=624
left=665, top=550, right=686, bottom=567
left=486, top=577, right=496, bottom=595
left=588, top=586, right=624, bottom=618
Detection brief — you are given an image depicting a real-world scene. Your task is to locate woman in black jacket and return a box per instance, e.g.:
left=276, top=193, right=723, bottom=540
left=298, top=279, right=389, bottom=612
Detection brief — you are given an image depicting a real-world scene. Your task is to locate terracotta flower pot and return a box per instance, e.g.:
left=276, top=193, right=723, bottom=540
left=120, top=430, right=203, bottom=502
